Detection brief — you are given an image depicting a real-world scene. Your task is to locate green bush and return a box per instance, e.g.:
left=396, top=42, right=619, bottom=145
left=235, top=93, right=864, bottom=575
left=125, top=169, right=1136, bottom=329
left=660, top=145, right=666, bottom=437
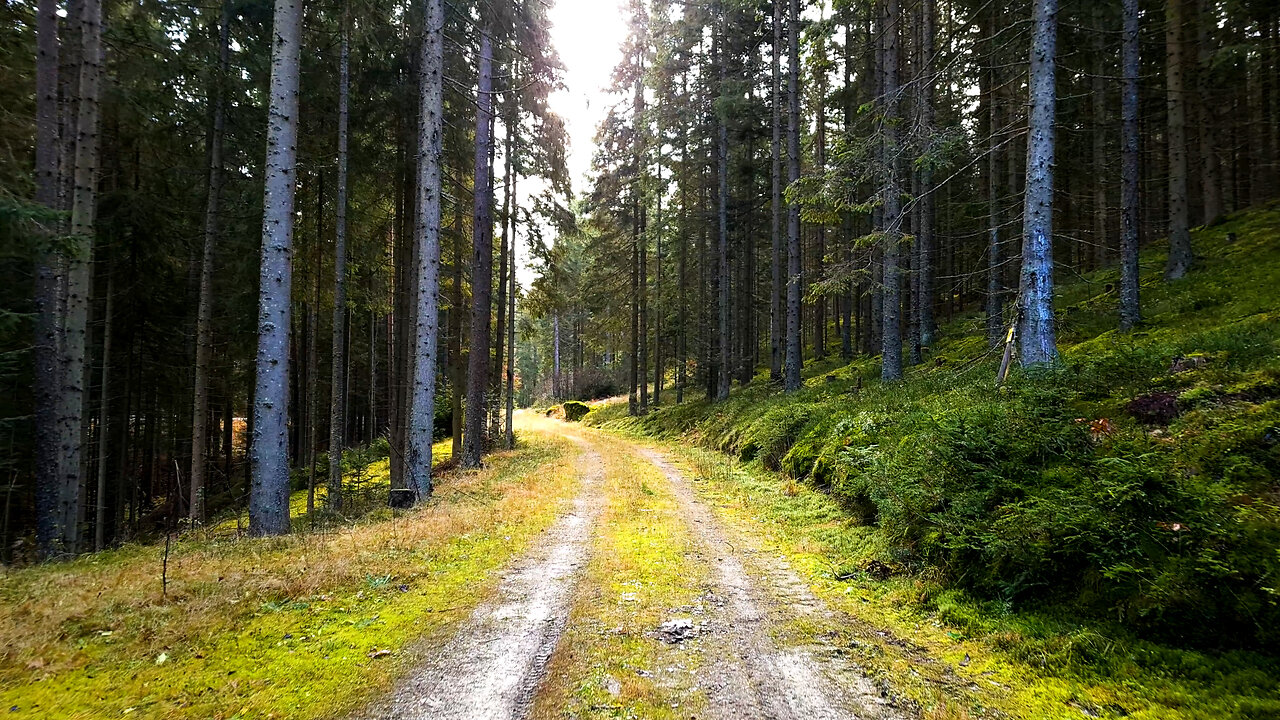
left=562, top=401, right=590, bottom=422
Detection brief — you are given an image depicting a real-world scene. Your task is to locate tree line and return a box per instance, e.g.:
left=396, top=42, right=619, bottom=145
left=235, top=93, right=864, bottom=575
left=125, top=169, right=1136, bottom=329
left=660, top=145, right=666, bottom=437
left=0, top=0, right=568, bottom=560
left=520, top=0, right=1278, bottom=411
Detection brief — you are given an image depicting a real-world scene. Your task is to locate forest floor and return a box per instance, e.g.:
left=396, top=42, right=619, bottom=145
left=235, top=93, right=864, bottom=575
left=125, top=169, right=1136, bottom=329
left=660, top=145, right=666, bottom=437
left=4, top=415, right=1268, bottom=720
left=0, top=413, right=947, bottom=720
left=348, top=418, right=908, bottom=720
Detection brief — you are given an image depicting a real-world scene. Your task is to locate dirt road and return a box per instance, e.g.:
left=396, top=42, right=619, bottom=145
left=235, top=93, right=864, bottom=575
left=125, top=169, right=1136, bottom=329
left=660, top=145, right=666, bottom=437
left=353, top=419, right=907, bottom=719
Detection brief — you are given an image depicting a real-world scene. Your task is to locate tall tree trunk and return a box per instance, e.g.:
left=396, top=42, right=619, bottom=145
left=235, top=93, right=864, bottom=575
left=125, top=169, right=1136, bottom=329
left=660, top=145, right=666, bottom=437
left=716, top=30, right=731, bottom=403
left=1120, top=0, right=1142, bottom=330
left=59, top=0, right=104, bottom=553
left=328, top=5, right=350, bottom=511
left=840, top=15, right=854, bottom=362
left=190, top=0, right=230, bottom=526
left=628, top=54, right=642, bottom=416
left=640, top=204, right=650, bottom=410
left=1091, top=2, right=1108, bottom=270
left=492, top=108, right=513, bottom=438
left=1017, top=0, right=1059, bottom=367
left=1196, top=0, right=1223, bottom=222
left=93, top=271, right=113, bottom=551
left=653, top=159, right=663, bottom=407
left=462, top=26, right=495, bottom=469
left=881, top=0, right=903, bottom=381
left=505, top=168, right=517, bottom=449
left=249, top=0, right=303, bottom=537
left=677, top=80, right=689, bottom=403
left=450, top=201, right=464, bottom=457
left=783, top=0, right=803, bottom=392
left=637, top=48, right=650, bottom=413
left=553, top=313, right=562, bottom=399
left=918, top=0, right=937, bottom=349
left=33, top=0, right=63, bottom=559
left=1165, top=0, right=1193, bottom=280
left=305, top=179, right=322, bottom=518
left=984, top=28, right=1003, bottom=348
left=814, top=27, right=828, bottom=362
left=406, top=0, right=445, bottom=501
left=770, top=0, right=783, bottom=382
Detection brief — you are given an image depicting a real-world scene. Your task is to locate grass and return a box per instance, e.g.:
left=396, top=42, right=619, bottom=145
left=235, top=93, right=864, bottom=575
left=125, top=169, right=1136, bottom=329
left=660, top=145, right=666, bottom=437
left=530, top=431, right=711, bottom=720
left=0, top=421, right=579, bottom=719
left=666, top=444, right=1280, bottom=719
left=585, top=202, right=1280, bottom=717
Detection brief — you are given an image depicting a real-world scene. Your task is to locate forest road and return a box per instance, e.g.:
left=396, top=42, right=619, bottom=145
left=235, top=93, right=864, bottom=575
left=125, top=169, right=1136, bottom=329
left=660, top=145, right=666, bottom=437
left=636, top=445, right=905, bottom=720
left=349, top=433, right=605, bottom=720
left=353, top=423, right=905, bottom=719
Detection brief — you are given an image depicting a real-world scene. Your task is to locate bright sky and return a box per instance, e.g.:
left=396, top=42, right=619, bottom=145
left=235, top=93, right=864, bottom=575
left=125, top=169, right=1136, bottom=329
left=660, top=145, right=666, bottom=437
left=546, top=0, right=630, bottom=193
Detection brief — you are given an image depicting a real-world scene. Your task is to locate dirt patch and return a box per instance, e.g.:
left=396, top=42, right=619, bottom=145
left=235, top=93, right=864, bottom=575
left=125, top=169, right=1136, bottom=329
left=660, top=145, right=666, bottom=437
left=349, top=438, right=604, bottom=720
left=638, top=448, right=908, bottom=720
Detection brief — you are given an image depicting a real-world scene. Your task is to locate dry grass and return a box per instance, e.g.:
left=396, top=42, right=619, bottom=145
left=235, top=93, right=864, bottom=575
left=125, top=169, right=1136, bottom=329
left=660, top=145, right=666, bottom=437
left=0, top=415, right=580, bottom=719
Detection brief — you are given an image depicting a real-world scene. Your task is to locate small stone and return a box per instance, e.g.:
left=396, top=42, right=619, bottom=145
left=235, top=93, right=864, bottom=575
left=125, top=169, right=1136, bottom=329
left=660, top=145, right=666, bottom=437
left=656, top=618, right=698, bottom=644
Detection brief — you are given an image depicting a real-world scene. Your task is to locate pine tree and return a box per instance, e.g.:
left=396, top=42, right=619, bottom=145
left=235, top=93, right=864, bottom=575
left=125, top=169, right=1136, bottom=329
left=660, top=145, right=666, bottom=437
left=1017, top=0, right=1059, bottom=367
left=249, top=0, right=304, bottom=537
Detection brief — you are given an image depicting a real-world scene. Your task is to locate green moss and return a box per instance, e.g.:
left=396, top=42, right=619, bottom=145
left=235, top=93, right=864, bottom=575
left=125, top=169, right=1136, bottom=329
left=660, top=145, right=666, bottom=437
left=562, top=400, right=591, bottom=422
left=0, top=436, right=576, bottom=719
left=668, top=444, right=1280, bottom=719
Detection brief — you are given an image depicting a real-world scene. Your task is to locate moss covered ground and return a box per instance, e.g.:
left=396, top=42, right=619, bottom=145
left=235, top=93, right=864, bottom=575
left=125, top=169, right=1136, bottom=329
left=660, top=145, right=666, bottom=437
left=586, top=203, right=1280, bottom=717
left=0, top=428, right=576, bottom=719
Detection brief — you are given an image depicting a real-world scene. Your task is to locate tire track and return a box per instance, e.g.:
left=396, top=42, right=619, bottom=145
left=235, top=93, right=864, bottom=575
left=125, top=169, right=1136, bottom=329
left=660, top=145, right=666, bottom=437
left=638, top=446, right=906, bottom=720
left=350, top=436, right=603, bottom=720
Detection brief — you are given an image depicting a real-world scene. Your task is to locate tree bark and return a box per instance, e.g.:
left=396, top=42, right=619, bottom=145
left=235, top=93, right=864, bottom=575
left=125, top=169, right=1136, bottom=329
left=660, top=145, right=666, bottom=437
left=59, top=0, right=104, bottom=553
left=677, top=75, right=690, bottom=403
left=33, top=0, right=63, bottom=559
left=492, top=107, right=513, bottom=439
left=716, top=28, right=731, bottom=403
left=450, top=199, right=463, bottom=458
left=918, top=0, right=937, bottom=349
left=462, top=26, right=495, bottom=469
left=406, top=0, right=445, bottom=500
left=505, top=168, right=517, bottom=449
left=305, top=178, right=322, bottom=518
left=783, top=0, right=803, bottom=392
left=1120, top=0, right=1142, bottom=330
left=984, top=22, right=1003, bottom=348
left=881, top=0, right=903, bottom=381
left=1165, top=0, right=1193, bottom=280
left=1017, top=0, right=1059, bottom=367
left=328, top=4, right=350, bottom=511
left=653, top=157, right=663, bottom=407
left=93, top=271, right=113, bottom=551
left=628, top=48, right=643, bottom=416
left=1196, top=0, right=1223, bottom=222
left=249, top=0, right=303, bottom=536
left=814, top=24, right=828, bottom=362
left=770, top=0, right=783, bottom=382
left=190, top=0, right=230, bottom=526
left=1091, top=2, right=1108, bottom=270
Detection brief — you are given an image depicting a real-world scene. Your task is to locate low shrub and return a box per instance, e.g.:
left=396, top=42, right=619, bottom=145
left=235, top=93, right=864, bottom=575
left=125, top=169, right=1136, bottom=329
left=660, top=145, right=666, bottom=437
left=562, top=400, right=590, bottom=422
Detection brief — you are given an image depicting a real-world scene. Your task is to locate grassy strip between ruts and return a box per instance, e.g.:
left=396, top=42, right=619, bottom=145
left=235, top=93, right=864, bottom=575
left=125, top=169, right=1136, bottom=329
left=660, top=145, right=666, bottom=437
left=0, top=423, right=577, bottom=720
left=530, top=431, right=711, bottom=720
left=646, top=442, right=1280, bottom=720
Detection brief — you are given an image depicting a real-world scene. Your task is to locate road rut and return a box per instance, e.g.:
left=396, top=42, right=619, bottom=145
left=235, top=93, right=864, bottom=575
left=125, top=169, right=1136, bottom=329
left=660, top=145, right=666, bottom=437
left=350, top=437, right=604, bottom=720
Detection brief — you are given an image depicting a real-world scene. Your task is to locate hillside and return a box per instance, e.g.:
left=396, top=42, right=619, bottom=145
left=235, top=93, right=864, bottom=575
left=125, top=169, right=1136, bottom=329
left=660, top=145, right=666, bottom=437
left=580, top=205, right=1280, bottom=710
